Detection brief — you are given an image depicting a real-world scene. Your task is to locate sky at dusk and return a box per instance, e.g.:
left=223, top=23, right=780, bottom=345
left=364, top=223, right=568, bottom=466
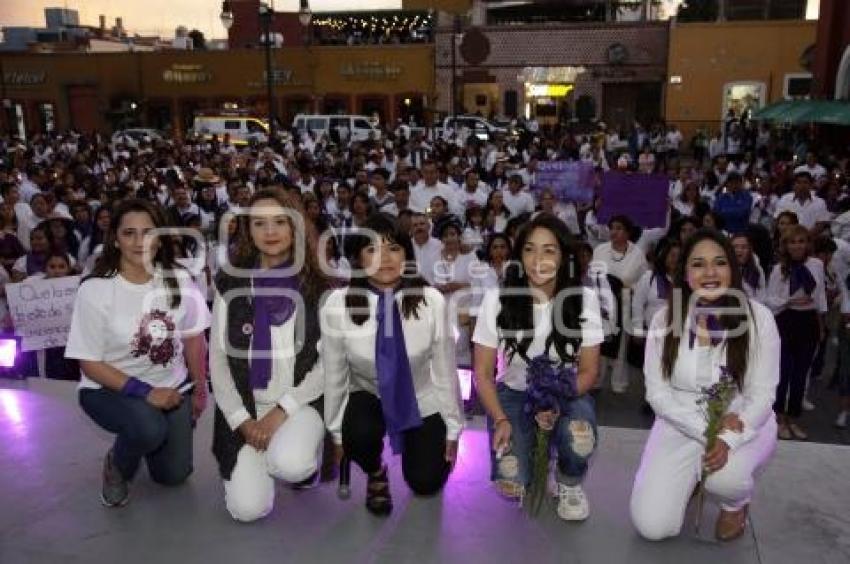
left=0, top=1, right=403, bottom=39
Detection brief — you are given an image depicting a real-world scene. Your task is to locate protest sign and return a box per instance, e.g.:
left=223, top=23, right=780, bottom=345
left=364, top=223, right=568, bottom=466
left=6, top=276, right=80, bottom=352
left=597, top=172, right=668, bottom=228
left=534, top=161, right=595, bottom=204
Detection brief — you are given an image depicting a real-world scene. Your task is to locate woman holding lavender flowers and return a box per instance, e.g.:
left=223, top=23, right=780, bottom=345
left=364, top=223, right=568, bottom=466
left=630, top=229, right=780, bottom=542
left=472, top=213, right=604, bottom=521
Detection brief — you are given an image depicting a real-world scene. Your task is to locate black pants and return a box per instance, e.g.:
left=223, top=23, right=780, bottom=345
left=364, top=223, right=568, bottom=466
left=342, top=391, right=450, bottom=496
left=774, top=309, right=819, bottom=418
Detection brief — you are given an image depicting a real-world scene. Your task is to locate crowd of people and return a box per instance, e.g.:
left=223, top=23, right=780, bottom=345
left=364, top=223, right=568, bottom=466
left=1, top=117, right=848, bottom=541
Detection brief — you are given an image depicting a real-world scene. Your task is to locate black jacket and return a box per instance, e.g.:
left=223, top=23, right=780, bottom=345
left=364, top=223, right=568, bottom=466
left=211, top=271, right=323, bottom=480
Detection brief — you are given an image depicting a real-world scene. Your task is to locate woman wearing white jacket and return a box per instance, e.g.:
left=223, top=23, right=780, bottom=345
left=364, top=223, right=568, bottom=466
left=322, top=214, right=463, bottom=516
left=631, top=229, right=780, bottom=542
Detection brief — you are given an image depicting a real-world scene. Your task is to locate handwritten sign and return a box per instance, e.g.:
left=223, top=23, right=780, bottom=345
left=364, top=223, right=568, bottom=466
left=597, top=172, right=669, bottom=228
left=534, top=161, right=595, bottom=204
left=6, top=276, right=80, bottom=352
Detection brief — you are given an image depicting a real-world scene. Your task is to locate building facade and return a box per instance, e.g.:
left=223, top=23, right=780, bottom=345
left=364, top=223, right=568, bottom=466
left=435, top=20, right=669, bottom=129
left=665, top=19, right=817, bottom=140
left=0, top=45, right=434, bottom=138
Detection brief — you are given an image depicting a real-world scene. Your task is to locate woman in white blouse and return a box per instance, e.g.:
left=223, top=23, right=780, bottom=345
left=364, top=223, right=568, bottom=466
left=473, top=213, right=603, bottom=522
left=322, top=214, right=462, bottom=516
left=631, top=240, right=681, bottom=339
left=210, top=189, right=329, bottom=522
left=592, top=215, right=649, bottom=393
left=764, top=225, right=827, bottom=440
left=631, top=229, right=780, bottom=542
left=731, top=234, right=766, bottom=303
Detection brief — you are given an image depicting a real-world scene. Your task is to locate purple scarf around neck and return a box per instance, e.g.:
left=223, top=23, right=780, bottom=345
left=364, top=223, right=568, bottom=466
left=249, top=260, right=299, bottom=390
left=371, top=285, right=422, bottom=453
left=688, top=306, right=724, bottom=349
left=741, top=261, right=761, bottom=290
left=788, top=260, right=816, bottom=296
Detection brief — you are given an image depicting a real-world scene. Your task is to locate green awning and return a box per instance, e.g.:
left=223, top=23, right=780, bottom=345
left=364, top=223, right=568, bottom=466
left=752, top=100, right=850, bottom=126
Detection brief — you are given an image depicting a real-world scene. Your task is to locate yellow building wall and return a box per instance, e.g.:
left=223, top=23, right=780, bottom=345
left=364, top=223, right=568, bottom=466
left=665, top=20, right=817, bottom=140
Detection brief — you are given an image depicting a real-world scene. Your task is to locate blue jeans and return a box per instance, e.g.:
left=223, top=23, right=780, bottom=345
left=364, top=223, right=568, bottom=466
left=488, top=384, right=598, bottom=487
left=79, top=388, right=193, bottom=485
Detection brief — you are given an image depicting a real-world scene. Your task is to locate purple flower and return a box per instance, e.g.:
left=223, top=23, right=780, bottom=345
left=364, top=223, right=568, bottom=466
left=524, top=355, right=579, bottom=421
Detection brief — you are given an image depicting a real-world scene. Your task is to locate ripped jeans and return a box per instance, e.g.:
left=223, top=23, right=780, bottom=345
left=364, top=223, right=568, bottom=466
left=488, top=383, right=597, bottom=487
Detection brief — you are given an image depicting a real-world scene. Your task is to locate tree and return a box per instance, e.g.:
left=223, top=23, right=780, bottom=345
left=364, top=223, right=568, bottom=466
left=188, top=29, right=206, bottom=50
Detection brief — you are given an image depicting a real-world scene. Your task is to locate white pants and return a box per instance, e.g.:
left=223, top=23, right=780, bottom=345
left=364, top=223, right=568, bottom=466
left=630, top=416, right=777, bottom=541
left=223, top=406, right=324, bottom=523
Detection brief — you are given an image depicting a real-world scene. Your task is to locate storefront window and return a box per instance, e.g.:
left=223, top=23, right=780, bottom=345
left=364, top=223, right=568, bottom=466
left=38, top=103, right=56, bottom=134
left=722, top=81, right=765, bottom=121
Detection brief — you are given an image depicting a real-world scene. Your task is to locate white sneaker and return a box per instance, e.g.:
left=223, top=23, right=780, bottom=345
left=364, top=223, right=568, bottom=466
left=802, top=398, right=816, bottom=411
left=556, top=483, right=589, bottom=521
left=835, top=411, right=848, bottom=429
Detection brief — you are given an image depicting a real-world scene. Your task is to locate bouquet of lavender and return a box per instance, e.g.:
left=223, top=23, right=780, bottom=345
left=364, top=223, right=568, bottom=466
left=693, top=366, right=739, bottom=533
left=522, top=355, right=579, bottom=516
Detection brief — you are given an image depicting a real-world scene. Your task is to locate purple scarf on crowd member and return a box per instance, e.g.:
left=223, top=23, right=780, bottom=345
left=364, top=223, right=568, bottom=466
left=653, top=271, right=672, bottom=300
left=249, top=260, right=299, bottom=390
left=741, top=261, right=761, bottom=290
left=372, top=286, right=422, bottom=453
left=26, top=252, right=47, bottom=276
left=788, top=261, right=816, bottom=296
left=688, top=307, right=724, bottom=349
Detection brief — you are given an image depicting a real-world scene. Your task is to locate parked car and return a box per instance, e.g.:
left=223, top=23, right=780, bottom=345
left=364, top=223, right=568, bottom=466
left=292, top=114, right=381, bottom=143
left=111, top=128, right=164, bottom=148
left=190, top=115, right=269, bottom=146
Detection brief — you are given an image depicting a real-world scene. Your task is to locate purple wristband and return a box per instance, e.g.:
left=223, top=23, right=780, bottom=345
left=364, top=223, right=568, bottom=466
left=121, top=377, right=153, bottom=399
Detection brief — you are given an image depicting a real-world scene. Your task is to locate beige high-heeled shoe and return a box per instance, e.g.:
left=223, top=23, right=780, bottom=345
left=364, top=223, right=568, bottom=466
left=715, top=504, right=748, bottom=542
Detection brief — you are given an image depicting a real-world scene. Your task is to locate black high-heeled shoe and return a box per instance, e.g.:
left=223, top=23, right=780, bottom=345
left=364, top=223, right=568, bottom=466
left=365, top=464, right=393, bottom=516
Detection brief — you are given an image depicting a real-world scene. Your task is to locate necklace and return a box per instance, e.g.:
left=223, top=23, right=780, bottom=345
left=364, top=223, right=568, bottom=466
left=611, top=243, right=629, bottom=262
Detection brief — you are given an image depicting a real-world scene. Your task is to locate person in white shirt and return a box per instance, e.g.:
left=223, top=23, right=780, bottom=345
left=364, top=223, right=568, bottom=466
left=631, top=241, right=681, bottom=338
left=831, top=239, right=850, bottom=428
left=592, top=215, right=649, bottom=393
left=410, top=161, right=460, bottom=216
left=765, top=225, right=827, bottom=441
left=410, top=213, right=442, bottom=284
left=474, top=213, right=604, bottom=521
left=209, top=188, right=328, bottom=522
left=15, top=193, right=53, bottom=251
left=538, top=188, right=581, bottom=236
left=774, top=172, right=830, bottom=231
left=631, top=229, right=779, bottom=542
left=502, top=174, right=536, bottom=218
left=731, top=234, right=766, bottom=303
left=456, top=169, right=490, bottom=211
left=322, top=214, right=462, bottom=516
left=793, top=152, right=827, bottom=181
left=65, top=199, right=211, bottom=508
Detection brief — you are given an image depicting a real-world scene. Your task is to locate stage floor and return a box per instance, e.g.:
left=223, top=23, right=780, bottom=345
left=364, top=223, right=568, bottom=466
left=1, top=379, right=848, bottom=564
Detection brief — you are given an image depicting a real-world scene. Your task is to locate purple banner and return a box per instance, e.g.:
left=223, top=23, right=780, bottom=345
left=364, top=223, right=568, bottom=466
left=597, top=172, right=669, bottom=228
left=534, top=161, right=595, bottom=204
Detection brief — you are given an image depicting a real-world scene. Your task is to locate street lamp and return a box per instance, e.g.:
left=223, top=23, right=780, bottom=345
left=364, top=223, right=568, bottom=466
left=259, top=2, right=276, bottom=142
left=219, top=1, right=234, bottom=33
left=298, top=0, right=312, bottom=26
left=450, top=15, right=463, bottom=122
left=298, top=0, right=312, bottom=45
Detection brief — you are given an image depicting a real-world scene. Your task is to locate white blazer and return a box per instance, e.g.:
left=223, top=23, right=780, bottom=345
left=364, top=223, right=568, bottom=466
left=644, top=300, right=780, bottom=451
left=321, top=286, right=463, bottom=445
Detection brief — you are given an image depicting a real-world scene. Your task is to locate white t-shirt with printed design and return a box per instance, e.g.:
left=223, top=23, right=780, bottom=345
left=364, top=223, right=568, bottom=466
left=66, top=271, right=211, bottom=390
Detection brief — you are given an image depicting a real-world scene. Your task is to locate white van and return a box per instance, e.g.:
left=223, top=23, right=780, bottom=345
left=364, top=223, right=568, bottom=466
left=292, top=114, right=381, bottom=143
left=191, top=115, right=269, bottom=145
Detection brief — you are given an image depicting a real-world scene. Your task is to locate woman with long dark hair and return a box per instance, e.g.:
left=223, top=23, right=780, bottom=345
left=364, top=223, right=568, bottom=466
left=473, top=213, right=603, bottom=521
left=66, top=199, right=210, bottom=508
left=631, top=229, right=779, bottom=541
left=210, top=188, right=329, bottom=522
left=322, top=214, right=462, bottom=516
left=632, top=240, right=681, bottom=339
left=731, top=233, right=766, bottom=303
left=765, top=225, right=827, bottom=440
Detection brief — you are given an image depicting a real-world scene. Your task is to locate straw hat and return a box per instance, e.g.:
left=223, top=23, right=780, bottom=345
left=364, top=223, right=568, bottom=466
left=193, top=167, right=220, bottom=185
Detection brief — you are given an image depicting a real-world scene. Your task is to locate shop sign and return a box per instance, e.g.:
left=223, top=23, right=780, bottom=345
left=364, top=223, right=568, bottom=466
left=517, top=67, right=585, bottom=84
left=4, top=71, right=46, bottom=86
left=340, top=62, right=402, bottom=81
left=527, top=84, right=573, bottom=98
left=248, top=69, right=300, bottom=88
left=162, top=64, right=213, bottom=84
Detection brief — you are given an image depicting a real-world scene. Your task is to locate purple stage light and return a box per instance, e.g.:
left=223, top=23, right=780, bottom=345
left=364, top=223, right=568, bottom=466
left=0, top=338, right=17, bottom=368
